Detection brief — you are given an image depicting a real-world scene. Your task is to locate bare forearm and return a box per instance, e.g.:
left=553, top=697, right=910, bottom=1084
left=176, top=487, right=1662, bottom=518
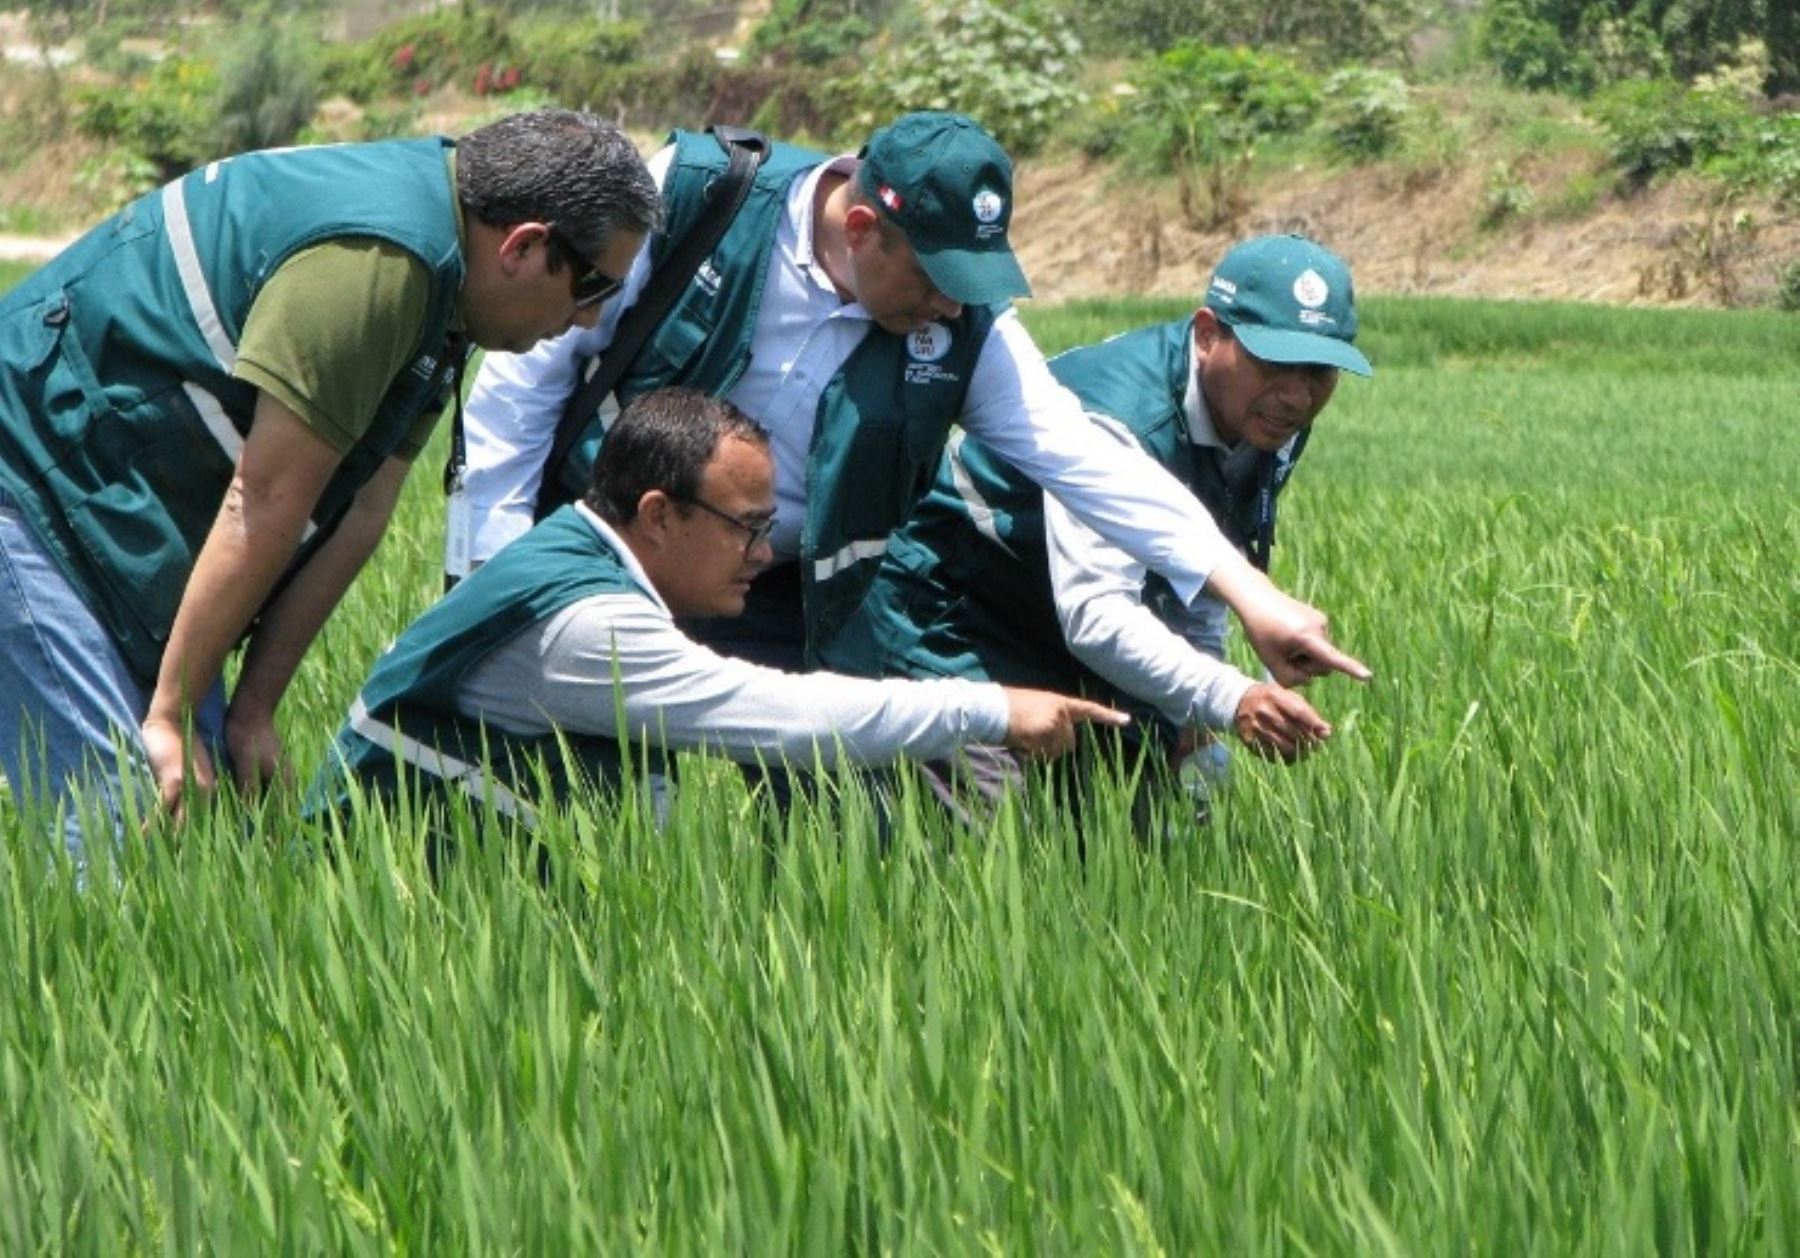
left=147, top=478, right=312, bottom=725
left=231, top=459, right=409, bottom=723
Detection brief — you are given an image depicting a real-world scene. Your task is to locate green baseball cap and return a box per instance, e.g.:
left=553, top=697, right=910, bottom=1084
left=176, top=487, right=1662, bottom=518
left=857, top=112, right=1032, bottom=307
left=1203, top=235, right=1372, bottom=377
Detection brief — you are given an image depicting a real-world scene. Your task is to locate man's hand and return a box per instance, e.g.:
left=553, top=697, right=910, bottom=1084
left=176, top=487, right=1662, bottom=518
left=1206, top=556, right=1371, bottom=686
left=1001, top=688, right=1130, bottom=759
left=141, top=713, right=217, bottom=820
left=225, top=708, right=290, bottom=794
left=1233, top=682, right=1332, bottom=762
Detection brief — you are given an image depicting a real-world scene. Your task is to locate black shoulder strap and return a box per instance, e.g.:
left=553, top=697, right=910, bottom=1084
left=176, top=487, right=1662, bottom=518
left=530, top=125, right=770, bottom=521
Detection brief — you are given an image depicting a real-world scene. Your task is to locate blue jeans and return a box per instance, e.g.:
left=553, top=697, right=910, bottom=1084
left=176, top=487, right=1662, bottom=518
left=0, top=486, right=223, bottom=861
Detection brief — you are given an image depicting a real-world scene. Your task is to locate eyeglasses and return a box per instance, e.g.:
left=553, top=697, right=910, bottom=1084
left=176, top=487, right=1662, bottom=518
left=682, top=497, right=777, bottom=556
left=547, top=224, right=626, bottom=309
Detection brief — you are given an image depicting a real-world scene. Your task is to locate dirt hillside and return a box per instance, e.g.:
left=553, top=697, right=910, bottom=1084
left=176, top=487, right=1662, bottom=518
left=1010, top=155, right=1799, bottom=309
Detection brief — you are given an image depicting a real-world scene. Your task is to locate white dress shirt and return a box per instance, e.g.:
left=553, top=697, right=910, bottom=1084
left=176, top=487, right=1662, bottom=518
left=1043, top=365, right=1298, bottom=732
left=450, top=146, right=1235, bottom=606
left=456, top=505, right=1011, bottom=765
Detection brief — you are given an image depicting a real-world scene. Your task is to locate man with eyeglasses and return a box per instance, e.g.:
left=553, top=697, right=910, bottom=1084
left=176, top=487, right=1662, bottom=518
left=0, top=109, right=657, bottom=856
left=315, top=389, right=1126, bottom=821
left=447, top=111, right=1370, bottom=705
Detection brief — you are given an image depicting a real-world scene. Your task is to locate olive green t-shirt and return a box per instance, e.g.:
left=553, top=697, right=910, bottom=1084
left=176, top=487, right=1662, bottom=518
left=233, top=238, right=441, bottom=460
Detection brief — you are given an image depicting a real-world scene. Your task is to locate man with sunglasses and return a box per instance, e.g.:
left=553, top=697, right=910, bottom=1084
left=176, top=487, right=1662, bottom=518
left=448, top=112, right=1370, bottom=705
left=0, top=109, right=658, bottom=857
left=316, top=389, right=1126, bottom=821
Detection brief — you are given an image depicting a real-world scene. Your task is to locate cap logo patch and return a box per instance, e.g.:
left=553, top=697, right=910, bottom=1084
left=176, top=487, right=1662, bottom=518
left=972, top=189, right=1004, bottom=224
left=878, top=184, right=904, bottom=213
left=1293, top=269, right=1330, bottom=308
left=908, top=322, right=953, bottom=363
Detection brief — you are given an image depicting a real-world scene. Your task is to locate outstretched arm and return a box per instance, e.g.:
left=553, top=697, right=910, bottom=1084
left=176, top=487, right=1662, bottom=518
left=962, top=313, right=1370, bottom=685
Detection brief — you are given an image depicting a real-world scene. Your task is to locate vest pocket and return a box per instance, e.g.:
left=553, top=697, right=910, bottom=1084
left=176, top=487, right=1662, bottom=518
left=58, top=414, right=234, bottom=666
left=628, top=301, right=711, bottom=385
left=3, top=291, right=107, bottom=454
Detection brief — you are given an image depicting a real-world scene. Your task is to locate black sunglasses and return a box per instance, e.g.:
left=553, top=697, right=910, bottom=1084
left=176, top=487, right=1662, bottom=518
left=683, top=497, right=777, bottom=555
left=547, top=225, right=625, bottom=309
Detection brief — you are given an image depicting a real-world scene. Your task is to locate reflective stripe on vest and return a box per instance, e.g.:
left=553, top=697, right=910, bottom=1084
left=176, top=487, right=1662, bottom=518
left=165, top=179, right=319, bottom=541
left=814, top=537, right=889, bottom=582
left=348, top=694, right=537, bottom=826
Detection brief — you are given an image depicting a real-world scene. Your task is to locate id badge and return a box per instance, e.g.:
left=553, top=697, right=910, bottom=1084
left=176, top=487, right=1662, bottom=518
left=444, top=487, right=473, bottom=579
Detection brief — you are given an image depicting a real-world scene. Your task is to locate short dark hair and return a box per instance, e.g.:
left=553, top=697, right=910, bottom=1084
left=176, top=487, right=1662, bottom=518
left=457, top=109, right=661, bottom=267
left=586, top=389, right=770, bottom=526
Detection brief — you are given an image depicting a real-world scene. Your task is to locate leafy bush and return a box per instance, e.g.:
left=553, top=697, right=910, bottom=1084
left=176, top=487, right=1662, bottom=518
left=319, top=8, right=516, bottom=103
left=1589, top=78, right=1752, bottom=184
left=749, top=0, right=883, bottom=66
left=1716, top=111, right=1800, bottom=204
left=1121, top=42, right=1317, bottom=225
left=1480, top=159, right=1535, bottom=227
left=213, top=28, right=319, bottom=156
left=509, top=18, right=645, bottom=108
left=1475, top=0, right=1793, bottom=95
left=1778, top=260, right=1800, bottom=312
left=841, top=0, right=1085, bottom=155
left=1478, top=0, right=1596, bottom=94
left=1319, top=66, right=1410, bottom=160
left=74, top=56, right=220, bottom=180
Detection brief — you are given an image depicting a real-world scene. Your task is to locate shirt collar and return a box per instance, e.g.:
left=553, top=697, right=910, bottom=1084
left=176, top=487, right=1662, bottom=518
left=575, top=503, right=672, bottom=617
left=1183, top=338, right=1229, bottom=451
left=793, top=153, right=860, bottom=294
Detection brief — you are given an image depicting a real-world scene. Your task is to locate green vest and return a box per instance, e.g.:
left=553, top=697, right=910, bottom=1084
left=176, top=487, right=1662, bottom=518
left=0, top=138, right=465, bottom=684
left=555, top=130, right=1000, bottom=662
left=316, top=506, right=655, bottom=820
left=821, top=318, right=1307, bottom=710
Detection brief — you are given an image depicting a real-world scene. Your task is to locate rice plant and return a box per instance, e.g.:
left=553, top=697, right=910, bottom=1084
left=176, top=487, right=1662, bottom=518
left=2, top=296, right=1795, bottom=1250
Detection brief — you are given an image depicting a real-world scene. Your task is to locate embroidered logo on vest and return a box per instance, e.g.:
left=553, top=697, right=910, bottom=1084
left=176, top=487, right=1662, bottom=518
left=904, top=322, right=959, bottom=385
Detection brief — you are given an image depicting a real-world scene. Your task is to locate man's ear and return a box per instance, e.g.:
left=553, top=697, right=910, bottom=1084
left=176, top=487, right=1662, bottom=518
left=635, top=489, right=675, bottom=542
left=497, top=222, right=553, bottom=275
left=1192, top=307, right=1225, bottom=358
left=843, top=203, right=882, bottom=252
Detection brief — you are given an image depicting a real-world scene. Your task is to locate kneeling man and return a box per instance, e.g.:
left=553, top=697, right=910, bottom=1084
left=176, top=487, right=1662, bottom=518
left=314, top=388, right=1124, bottom=822
left=821, top=235, right=1371, bottom=802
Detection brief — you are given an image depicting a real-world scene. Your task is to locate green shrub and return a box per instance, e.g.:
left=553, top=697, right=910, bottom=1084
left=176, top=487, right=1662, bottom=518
left=510, top=18, right=645, bottom=108
left=749, top=0, right=880, bottom=66
left=1713, top=111, right=1800, bottom=204
left=213, top=28, right=319, bottom=156
left=841, top=0, right=1085, bottom=155
left=319, top=8, right=516, bottom=103
left=1589, top=78, right=1753, bottom=184
left=1480, top=159, right=1535, bottom=227
left=1319, top=66, right=1411, bottom=160
left=1478, top=0, right=1596, bottom=94
left=1123, top=42, right=1317, bottom=225
left=1778, top=260, right=1800, bottom=312
left=74, top=56, right=220, bottom=180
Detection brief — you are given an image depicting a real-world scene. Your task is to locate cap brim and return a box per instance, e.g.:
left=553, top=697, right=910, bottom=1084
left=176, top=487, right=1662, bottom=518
left=916, top=245, right=1031, bottom=307
left=1234, top=323, right=1372, bottom=377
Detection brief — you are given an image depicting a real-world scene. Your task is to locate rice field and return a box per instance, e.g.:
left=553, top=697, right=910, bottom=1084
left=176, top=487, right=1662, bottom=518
left=2, top=288, right=1797, bottom=1250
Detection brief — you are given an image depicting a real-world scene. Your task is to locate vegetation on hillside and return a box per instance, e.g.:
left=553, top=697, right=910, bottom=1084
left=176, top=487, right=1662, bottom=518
left=1, top=0, right=1795, bottom=302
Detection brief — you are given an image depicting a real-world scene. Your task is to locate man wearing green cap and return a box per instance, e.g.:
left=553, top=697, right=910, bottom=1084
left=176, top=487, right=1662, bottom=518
left=821, top=235, right=1372, bottom=802
left=449, top=116, right=1369, bottom=694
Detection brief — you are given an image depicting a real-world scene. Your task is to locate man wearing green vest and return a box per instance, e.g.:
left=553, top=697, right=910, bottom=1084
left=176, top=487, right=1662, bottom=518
left=448, top=112, right=1369, bottom=700
left=821, top=235, right=1370, bottom=806
left=0, top=109, right=659, bottom=857
left=315, top=388, right=1126, bottom=823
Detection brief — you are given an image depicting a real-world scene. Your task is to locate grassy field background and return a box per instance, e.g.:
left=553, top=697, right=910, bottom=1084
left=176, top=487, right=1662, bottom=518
left=1, top=267, right=1797, bottom=1248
